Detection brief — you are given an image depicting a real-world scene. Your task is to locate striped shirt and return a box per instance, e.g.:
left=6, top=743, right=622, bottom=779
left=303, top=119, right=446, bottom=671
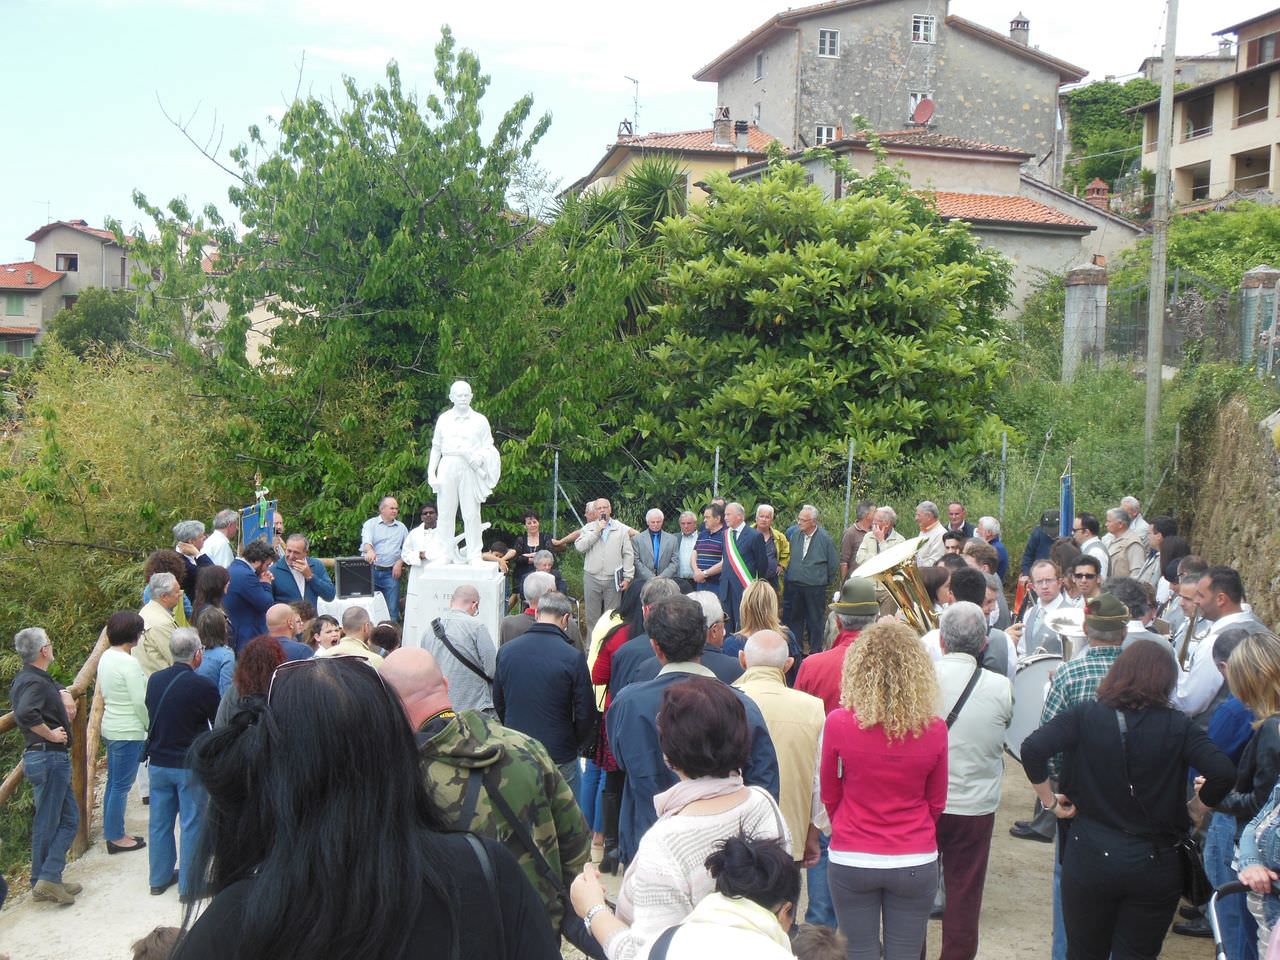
left=693, top=528, right=723, bottom=585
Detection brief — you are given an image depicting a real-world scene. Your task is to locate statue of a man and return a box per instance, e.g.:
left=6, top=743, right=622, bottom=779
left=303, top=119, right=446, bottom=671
left=427, top=381, right=501, bottom=564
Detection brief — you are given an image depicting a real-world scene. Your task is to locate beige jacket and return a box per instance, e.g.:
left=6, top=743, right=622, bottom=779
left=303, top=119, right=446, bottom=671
left=733, top=665, right=825, bottom=857
left=1108, top=528, right=1147, bottom=579
left=135, top=600, right=177, bottom=676
left=574, top=519, right=635, bottom=581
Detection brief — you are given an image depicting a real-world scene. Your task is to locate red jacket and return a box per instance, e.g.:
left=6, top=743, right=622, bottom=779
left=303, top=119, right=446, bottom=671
left=795, top=630, right=860, bottom=715
left=820, top=709, right=948, bottom=857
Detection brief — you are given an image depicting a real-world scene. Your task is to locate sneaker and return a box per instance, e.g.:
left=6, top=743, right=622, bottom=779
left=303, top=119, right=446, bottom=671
left=32, top=879, right=74, bottom=905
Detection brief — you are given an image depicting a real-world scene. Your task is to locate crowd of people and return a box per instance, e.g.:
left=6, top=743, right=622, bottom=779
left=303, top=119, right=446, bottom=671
left=7, top=492, right=1280, bottom=960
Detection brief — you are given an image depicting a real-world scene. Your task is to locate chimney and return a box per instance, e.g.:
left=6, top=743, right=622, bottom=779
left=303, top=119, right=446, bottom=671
left=734, top=120, right=749, bottom=151
left=25, top=269, right=34, bottom=285
left=712, top=105, right=732, bottom=147
left=1219, top=38, right=1234, bottom=58
left=617, top=118, right=634, bottom=140
left=1009, top=12, right=1029, bottom=45
left=1084, top=178, right=1110, bottom=211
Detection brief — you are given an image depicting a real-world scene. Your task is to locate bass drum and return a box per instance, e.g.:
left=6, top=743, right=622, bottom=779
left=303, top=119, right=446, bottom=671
left=1005, top=654, right=1062, bottom=762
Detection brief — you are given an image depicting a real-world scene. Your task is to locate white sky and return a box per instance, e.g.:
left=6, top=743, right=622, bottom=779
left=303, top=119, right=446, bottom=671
left=1, top=0, right=1264, bottom=262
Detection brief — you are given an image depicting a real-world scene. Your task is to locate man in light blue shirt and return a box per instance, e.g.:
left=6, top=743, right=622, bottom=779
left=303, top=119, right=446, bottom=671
left=361, top=497, right=408, bottom=622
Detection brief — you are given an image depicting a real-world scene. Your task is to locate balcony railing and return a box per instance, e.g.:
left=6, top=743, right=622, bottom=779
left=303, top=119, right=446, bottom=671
left=1236, top=104, right=1270, bottom=127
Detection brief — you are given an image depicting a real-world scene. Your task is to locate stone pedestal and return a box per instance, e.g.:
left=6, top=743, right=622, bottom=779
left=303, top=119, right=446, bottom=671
left=1062, top=263, right=1108, bottom=382
left=402, top=560, right=505, bottom=652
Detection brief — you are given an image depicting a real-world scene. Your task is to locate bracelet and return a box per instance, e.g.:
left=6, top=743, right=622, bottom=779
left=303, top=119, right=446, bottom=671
left=583, top=903, right=610, bottom=930
left=1045, top=796, right=1059, bottom=811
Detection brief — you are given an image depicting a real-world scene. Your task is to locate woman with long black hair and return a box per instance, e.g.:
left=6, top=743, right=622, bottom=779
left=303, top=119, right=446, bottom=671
left=173, top=656, right=558, bottom=960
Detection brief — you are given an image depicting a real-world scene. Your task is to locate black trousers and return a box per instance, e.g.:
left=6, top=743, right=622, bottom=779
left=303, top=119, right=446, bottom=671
left=784, top=583, right=827, bottom=653
left=1060, top=817, right=1182, bottom=960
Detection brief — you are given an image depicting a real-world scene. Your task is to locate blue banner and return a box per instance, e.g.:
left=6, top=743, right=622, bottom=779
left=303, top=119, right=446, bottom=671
left=1059, top=461, right=1074, bottom=539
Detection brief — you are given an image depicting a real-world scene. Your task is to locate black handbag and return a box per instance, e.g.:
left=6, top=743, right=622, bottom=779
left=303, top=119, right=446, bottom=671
left=1116, top=710, right=1213, bottom=906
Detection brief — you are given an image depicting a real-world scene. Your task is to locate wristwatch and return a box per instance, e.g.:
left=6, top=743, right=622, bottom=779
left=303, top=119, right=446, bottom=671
left=583, top=903, right=609, bottom=930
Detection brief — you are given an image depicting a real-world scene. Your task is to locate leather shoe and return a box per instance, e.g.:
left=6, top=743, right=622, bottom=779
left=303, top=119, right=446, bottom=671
left=598, top=848, right=621, bottom=876
left=107, top=838, right=146, bottom=855
left=1173, top=917, right=1213, bottom=938
left=150, top=871, right=179, bottom=896
left=1179, top=904, right=1203, bottom=920
left=32, top=879, right=74, bottom=905
left=1009, top=822, right=1054, bottom=843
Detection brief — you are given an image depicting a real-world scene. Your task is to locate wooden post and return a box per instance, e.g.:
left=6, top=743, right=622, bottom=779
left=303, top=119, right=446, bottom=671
left=69, top=692, right=91, bottom=857
left=0, top=761, right=23, bottom=805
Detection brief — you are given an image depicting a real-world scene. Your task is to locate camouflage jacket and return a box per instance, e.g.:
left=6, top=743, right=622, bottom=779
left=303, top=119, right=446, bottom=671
left=416, top=709, right=591, bottom=930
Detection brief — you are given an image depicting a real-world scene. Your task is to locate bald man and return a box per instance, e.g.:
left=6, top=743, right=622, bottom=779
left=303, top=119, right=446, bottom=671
left=732, top=630, right=825, bottom=868
left=426, top=584, right=498, bottom=715
left=381, top=648, right=590, bottom=935
left=264, top=603, right=316, bottom=661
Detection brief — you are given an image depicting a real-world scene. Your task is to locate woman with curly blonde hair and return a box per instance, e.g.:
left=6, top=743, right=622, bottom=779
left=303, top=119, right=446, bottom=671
left=820, top=619, right=947, bottom=960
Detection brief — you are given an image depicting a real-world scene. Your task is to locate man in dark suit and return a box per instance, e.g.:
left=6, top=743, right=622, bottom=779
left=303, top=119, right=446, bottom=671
left=609, top=578, right=683, bottom=696
left=718, top=502, right=767, bottom=633
left=224, top=539, right=277, bottom=653
left=631, top=509, right=678, bottom=583
left=630, top=590, right=743, bottom=685
left=606, top=595, right=779, bottom=865
left=270, top=534, right=337, bottom=606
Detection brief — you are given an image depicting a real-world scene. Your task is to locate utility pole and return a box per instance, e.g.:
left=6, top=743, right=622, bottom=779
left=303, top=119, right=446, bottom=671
left=1144, top=0, right=1179, bottom=484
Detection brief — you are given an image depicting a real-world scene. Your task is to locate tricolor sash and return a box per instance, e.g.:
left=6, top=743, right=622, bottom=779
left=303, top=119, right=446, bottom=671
left=724, top=529, right=755, bottom=589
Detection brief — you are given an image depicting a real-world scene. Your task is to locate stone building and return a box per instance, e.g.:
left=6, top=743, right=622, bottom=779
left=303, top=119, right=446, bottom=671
left=693, top=0, right=1086, bottom=182
left=726, top=130, right=1143, bottom=313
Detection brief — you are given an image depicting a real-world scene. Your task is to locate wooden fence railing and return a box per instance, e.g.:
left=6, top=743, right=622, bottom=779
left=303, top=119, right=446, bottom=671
left=0, top=628, right=110, bottom=858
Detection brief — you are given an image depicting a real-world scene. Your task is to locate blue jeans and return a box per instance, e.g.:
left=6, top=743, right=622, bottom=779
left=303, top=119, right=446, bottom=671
left=24, top=749, right=78, bottom=884
left=806, top=831, right=837, bottom=927
left=581, top=759, right=605, bottom=833
left=558, top=759, right=583, bottom=812
left=103, top=738, right=145, bottom=842
left=148, top=765, right=205, bottom=896
left=1053, top=832, right=1067, bottom=960
left=1206, top=812, right=1258, bottom=960
left=373, top=567, right=401, bottom=622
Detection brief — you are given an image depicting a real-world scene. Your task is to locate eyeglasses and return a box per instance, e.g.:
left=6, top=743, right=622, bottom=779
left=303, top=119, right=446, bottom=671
left=1031, top=578, right=1059, bottom=587
left=1071, top=527, right=1084, bottom=533
left=266, top=653, right=386, bottom=705
left=1073, top=572, right=1098, bottom=580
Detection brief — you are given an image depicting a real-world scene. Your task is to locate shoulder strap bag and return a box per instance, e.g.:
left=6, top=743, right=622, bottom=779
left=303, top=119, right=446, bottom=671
left=481, top=766, right=608, bottom=960
left=463, top=833, right=507, bottom=957
left=946, top=665, right=984, bottom=729
left=432, top=618, right=493, bottom=685
left=141, top=671, right=186, bottom=762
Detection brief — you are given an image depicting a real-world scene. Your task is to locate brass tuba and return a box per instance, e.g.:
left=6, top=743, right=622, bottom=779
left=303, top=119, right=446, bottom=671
left=849, top=534, right=939, bottom=634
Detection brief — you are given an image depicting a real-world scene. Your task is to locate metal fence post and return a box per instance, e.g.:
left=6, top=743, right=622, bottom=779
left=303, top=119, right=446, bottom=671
left=998, top=431, right=1008, bottom=525
left=551, top=451, right=560, bottom=540
left=842, top=438, right=855, bottom=531
left=713, top=446, right=720, bottom=498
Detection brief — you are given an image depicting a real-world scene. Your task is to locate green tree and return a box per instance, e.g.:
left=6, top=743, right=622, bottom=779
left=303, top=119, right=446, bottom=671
left=634, top=158, right=1012, bottom=500
left=1061, top=78, right=1160, bottom=194
left=45, top=287, right=134, bottom=356
left=126, top=30, right=645, bottom=548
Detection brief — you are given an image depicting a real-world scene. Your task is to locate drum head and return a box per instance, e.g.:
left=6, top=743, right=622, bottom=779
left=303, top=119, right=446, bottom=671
left=1005, top=654, right=1063, bottom=762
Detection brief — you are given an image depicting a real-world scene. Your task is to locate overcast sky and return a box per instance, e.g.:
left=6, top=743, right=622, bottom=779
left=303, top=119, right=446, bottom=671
left=1, top=0, right=1263, bottom=262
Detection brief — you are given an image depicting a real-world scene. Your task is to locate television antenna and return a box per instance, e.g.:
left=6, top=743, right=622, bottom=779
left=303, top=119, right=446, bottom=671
left=624, top=76, right=640, bottom=133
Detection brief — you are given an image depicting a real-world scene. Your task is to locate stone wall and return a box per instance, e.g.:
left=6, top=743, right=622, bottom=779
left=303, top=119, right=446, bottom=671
left=1185, top=398, right=1280, bottom=625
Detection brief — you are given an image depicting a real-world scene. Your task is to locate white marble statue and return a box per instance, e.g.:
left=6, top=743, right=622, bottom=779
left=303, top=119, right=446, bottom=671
left=427, top=381, right=501, bottom=565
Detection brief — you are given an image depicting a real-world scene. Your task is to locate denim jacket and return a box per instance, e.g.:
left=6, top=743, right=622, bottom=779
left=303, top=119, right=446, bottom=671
left=1239, top=779, right=1280, bottom=871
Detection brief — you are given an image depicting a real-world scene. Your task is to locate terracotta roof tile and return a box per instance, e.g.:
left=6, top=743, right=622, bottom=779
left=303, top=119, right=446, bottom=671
left=25, top=220, right=121, bottom=244
left=0, top=326, right=39, bottom=335
left=616, top=125, right=776, bottom=154
left=0, top=261, right=64, bottom=290
left=929, top=191, right=1089, bottom=227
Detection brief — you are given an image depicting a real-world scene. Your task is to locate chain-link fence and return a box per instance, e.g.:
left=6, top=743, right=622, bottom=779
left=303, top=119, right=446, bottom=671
left=1105, top=269, right=1245, bottom=367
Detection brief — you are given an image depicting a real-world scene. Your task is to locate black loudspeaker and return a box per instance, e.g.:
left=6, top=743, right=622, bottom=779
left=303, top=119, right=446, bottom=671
left=334, top=557, right=374, bottom=599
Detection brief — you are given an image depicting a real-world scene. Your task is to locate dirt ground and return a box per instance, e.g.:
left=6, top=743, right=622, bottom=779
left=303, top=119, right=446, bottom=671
left=0, top=763, right=1216, bottom=959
